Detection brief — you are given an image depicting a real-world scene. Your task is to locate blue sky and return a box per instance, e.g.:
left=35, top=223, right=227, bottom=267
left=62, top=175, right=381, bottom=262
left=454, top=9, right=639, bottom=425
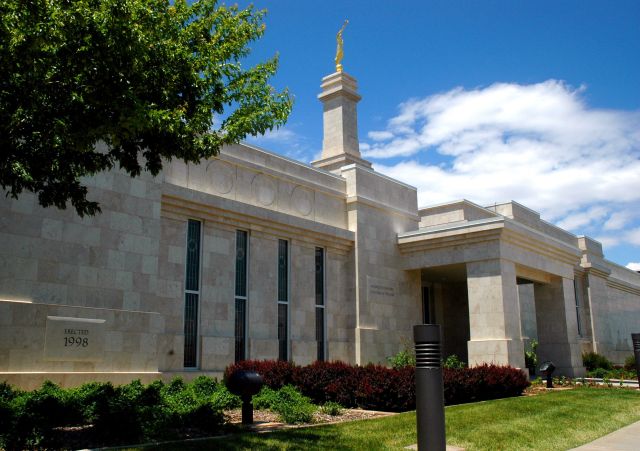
left=233, top=0, right=640, bottom=269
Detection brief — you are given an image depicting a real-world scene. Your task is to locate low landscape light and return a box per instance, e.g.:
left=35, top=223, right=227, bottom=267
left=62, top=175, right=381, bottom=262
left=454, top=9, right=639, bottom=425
left=226, top=370, right=264, bottom=425
left=539, top=361, right=556, bottom=388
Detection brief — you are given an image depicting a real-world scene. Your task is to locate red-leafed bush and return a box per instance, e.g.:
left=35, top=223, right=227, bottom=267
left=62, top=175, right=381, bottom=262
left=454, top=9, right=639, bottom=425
left=223, top=360, right=298, bottom=389
left=293, top=361, right=360, bottom=407
left=443, top=364, right=530, bottom=405
left=224, top=360, right=529, bottom=412
left=355, top=364, right=415, bottom=412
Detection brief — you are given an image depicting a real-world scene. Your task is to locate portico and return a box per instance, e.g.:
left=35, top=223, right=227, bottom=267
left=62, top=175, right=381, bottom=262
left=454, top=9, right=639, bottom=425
left=399, top=200, right=586, bottom=376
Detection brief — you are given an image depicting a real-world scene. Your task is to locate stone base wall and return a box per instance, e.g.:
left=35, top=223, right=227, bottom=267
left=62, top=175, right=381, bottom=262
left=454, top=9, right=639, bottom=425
left=0, top=300, right=162, bottom=374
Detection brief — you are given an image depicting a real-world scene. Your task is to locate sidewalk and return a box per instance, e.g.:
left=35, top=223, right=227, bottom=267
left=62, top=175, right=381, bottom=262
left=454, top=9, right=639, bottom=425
left=569, top=420, right=640, bottom=450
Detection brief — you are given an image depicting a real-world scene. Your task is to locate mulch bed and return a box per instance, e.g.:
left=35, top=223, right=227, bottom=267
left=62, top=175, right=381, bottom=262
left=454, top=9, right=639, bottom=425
left=225, top=408, right=396, bottom=431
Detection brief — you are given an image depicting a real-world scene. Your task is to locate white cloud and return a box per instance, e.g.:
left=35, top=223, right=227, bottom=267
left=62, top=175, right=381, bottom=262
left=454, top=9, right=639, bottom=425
left=250, top=127, right=297, bottom=142
left=366, top=81, right=640, bottom=253
left=556, top=206, right=609, bottom=231
left=368, top=130, right=394, bottom=141
left=245, top=126, right=313, bottom=162
left=627, top=262, right=640, bottom=271
left=603, top=211, right=634, bottom=231
left=625, top=228, right=640, bottom=246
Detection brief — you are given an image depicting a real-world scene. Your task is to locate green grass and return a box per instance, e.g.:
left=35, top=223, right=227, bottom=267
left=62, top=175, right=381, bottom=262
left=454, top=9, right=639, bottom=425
left=127, top=388, right=640, bottom=451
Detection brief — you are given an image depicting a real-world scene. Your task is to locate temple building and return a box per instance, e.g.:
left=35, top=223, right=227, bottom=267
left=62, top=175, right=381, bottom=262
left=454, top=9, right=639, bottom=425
left=2, top=67, right=639, bottom=389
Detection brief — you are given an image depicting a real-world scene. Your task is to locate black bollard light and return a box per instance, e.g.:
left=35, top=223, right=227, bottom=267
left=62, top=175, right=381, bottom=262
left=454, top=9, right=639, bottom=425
left=226, top=370, right=264, bottom=425
left=539, top=361, right=555, bottom=388
left=632, top=333, right=640, bottom=389
left=414, top=324, right=446, bottom=451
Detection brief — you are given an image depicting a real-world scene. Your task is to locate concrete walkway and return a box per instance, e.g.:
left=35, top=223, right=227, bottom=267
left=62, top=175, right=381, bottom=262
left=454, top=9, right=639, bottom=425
left=569, top=420, right=640, bottom=450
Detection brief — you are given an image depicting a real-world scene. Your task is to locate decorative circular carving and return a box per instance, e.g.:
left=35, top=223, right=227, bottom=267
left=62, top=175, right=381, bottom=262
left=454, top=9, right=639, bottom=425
left=207, top=160, right=234, bottom=194
left=291, top=186, right=313, bottom=216
left=251, top=174, right=276, bottom=206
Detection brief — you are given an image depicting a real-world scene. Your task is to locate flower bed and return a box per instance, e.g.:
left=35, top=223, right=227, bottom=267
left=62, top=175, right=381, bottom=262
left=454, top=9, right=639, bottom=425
left=225, top=360, right=530, bottom=411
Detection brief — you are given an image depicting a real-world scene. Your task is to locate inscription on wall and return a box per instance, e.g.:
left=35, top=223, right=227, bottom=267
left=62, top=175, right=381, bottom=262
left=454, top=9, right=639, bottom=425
left=44, top=316, right=106, bottom=362
left=367, top=276, right=397, bottom=303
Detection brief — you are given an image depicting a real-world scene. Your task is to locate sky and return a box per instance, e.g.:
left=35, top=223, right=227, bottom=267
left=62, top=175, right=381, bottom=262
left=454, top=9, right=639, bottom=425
left=233, top=0, right=640, bottom=269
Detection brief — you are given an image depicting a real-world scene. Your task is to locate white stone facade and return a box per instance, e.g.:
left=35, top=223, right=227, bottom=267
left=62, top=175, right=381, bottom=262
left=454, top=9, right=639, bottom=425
left=2, top=71, right=639, bottom=388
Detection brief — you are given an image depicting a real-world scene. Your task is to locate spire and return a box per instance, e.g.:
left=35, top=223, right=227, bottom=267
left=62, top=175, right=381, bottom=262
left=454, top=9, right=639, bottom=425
left=311, top=71, right=372, bottom=172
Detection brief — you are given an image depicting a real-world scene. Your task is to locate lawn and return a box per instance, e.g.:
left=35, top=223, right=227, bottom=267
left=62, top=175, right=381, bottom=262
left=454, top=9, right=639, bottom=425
left=129, top=387, right=640, bottom=451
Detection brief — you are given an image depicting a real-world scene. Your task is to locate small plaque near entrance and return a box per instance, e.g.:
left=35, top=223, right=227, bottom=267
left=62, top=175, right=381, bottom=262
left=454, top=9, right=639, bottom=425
left=44, top=316, right=106, bottom=362
left=367, top=276, right=397, bottom=303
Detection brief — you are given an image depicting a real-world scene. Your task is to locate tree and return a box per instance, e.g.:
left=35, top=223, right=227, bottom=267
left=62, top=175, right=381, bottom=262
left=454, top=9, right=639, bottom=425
left=0, top=0, right=292, bottom=216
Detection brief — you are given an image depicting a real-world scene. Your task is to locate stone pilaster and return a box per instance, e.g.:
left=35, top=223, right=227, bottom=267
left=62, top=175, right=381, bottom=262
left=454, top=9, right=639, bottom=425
left=312, top=72, right=372, bottom=173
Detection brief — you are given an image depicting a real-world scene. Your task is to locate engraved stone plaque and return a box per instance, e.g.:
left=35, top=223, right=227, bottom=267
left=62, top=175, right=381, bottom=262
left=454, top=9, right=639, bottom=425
left=367, top=276, right=397, bottom=303
left=44, top=316, right=106, bottom=362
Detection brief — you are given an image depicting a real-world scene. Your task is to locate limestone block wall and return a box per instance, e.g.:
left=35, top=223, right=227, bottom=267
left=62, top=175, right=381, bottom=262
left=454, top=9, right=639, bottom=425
left=0, top=167, right=168, bottom=386
left=0, top=300, right=162, bottom=389
left=418, top=200, right=496, bottom=228
left=0, top=168, right=163, bottom=311
left=599, top=262, right=640, bottom=363
left=163, top=143, right=348, bottom=230
left=341, top=164, right=422, bottom=365
left=159, top=179, right=356, bottom=371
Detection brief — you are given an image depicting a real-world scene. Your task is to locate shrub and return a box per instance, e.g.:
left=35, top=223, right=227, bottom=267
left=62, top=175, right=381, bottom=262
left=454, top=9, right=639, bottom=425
left=387, top=347, right=416, bottom=369
left=443, top=365, right=530, bottom=405
left=190, top=375, right=218, bottom=401
left=356, top=364, right=415, bottom=412
left=272, top=385, right=316, bottom=424
left=319, top=401, right=344, bottom=416
left=0, top=378, right=226, bottom=450
left=582, top=352, right=613, bottom=371
left=524, top=340, right=539, bottom=369
left=224, top=360, right=528, bottom=413
left=624, top=354, right=636, bottom=372
left=224, top=360, right=298, bottom=389
left=252, top=386, right=281, bottom=410
left=253, top=385, right=315, bottom=424
left=442, top=354, right=466, bottom=369
left=210, top=384, right=241, bottom=410
left=294, top=361, right=360, bottom=407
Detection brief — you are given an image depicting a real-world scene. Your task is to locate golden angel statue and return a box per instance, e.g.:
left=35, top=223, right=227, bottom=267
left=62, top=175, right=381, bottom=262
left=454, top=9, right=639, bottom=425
left=335, top=19, right=349, bottom=73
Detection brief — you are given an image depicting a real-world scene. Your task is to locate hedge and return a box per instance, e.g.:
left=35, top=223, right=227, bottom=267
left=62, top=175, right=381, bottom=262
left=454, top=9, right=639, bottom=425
left=0, top=377, right=234, bottom=450
left=225, top=360, right=530, bottom=411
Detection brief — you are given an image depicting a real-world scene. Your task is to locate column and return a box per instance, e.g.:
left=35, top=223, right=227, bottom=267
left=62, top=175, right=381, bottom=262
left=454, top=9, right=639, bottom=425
left=466, top=259, right=525, bottom=368
left=534, top=277, right=585, bottom=377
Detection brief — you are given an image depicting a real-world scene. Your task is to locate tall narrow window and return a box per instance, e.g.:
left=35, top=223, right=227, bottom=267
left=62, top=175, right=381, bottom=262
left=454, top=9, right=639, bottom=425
left=277, top=239, right=289, bottom=361
left=184, top=219, right=201, bottom=368
left=235, top=230, right=248, bottom=362
left=315, top=247, right=326, bottom=361
left=422, top=286, right=433, bottom=324
left=574, top=279, right=582, bottom=337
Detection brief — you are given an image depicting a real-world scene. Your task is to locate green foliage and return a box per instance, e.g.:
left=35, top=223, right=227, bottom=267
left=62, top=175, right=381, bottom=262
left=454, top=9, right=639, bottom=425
left=253, top=385, right=316, bottom=424
left=624, top=354, right=636, bottom=372
left=210, top=383, right=241, bottom=410
left=587, top=367, right=637, bottom=380
left=442, top=354, right=466, bottom=369
left=252, top=386, right=282, bottom=411
left=582, top=352, right=613, bottom=371
left=0, top=0, right=292, bottom=216
left=524, top=340, right=539, bottom=368
left=0, top=378, right=226, bottom=449
left=319, top=401, right=344, bottom=416
left=387, top=345, right=416, bottom=369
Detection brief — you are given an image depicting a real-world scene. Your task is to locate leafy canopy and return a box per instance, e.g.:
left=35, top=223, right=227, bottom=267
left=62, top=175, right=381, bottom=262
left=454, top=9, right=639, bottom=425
left=0, top=0, right=292, bottom=216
